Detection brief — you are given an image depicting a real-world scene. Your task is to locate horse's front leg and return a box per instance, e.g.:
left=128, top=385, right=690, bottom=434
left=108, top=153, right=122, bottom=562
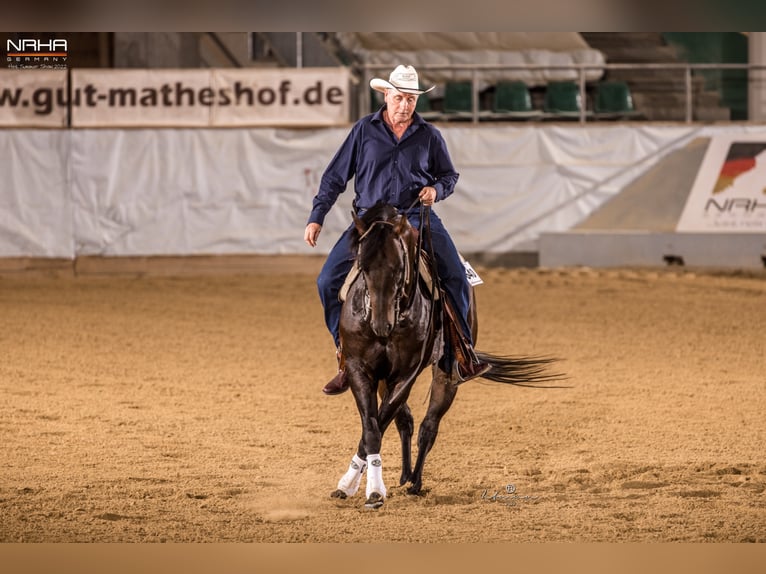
left=343, top=365, right=386, bottom=509
left=359, top=378, right=424, bottom=508
left=330, top=449, right=367, bottom=500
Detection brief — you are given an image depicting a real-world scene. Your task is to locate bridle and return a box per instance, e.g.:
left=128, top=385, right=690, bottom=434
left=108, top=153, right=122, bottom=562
left=357, top=218, right=414, bottom=325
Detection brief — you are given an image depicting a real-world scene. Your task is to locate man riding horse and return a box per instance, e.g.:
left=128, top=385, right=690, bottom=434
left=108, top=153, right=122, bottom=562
left=304, top=64, right=490, bottom=395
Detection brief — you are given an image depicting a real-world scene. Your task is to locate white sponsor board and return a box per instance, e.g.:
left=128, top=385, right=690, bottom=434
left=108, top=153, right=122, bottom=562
left=211, top=68, right=349, bottom=127
left=1, top=68, right=350, bottom=128
left=71, top=69, right=214, bottom=127
left=70, top=68, right=350, bottom=128
left=0, top=69, right=68, bottom=127
left=677, top=133, right=766, bottom=232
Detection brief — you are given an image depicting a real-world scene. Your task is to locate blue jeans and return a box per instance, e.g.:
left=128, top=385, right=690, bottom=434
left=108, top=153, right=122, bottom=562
left=317, top=210, right=473, bottom=349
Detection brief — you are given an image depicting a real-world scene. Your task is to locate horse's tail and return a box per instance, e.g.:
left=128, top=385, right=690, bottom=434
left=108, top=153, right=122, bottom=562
left=474, top=352, right=568, bottom=388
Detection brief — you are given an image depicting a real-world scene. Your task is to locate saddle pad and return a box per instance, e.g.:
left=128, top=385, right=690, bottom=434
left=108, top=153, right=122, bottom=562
left=339, top=261, right=361, bottom=302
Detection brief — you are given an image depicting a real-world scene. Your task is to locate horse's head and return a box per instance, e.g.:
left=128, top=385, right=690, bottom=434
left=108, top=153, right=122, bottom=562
left=352, top=203, right=417, bottom=339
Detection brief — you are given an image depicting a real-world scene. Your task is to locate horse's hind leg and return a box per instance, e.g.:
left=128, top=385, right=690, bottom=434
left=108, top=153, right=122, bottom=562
left=394, top=403, right=414, bottom=485
left=376, top=382, right=413, bottom=486
left=407, top=371, right=458, bottom=495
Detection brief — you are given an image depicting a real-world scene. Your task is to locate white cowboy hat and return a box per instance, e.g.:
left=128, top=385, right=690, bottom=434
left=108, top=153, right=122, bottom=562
left=370, top=65, right=435, bottom=95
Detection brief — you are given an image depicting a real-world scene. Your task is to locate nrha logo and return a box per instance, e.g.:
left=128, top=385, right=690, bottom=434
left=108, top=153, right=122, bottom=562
left=7, top=38, right=68, bottom=56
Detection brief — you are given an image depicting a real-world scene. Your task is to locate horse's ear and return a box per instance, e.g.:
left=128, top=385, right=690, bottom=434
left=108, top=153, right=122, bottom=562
left=352, top=210, right=367, bottom=235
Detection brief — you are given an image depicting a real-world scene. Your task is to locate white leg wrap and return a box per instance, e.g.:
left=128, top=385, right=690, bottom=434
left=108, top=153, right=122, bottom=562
left=365, top=454, right=386, bottom=499
left=336, top=454, right=367, bottom=496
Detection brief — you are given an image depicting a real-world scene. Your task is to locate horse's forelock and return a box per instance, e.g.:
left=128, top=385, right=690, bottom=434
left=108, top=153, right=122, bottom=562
left=361, top=203, right=398, bottom=228
left=353, top=204, right=410, bottom=269
left=352, top=204, right=398, bottom=244
left=357, top=223, right=394, bottom=268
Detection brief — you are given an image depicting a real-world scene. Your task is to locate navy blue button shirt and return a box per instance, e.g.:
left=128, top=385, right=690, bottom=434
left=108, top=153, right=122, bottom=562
left=307, top=106, right=459, bottom=226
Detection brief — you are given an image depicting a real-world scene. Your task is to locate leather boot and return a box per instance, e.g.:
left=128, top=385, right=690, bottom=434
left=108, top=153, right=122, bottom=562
left=322, top=348, right=349, bottom=395
left=441, top=299, right=491, bottom=384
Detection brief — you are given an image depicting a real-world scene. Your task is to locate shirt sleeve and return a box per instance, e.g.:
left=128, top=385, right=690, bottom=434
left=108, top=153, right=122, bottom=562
left=428, top=128, right=459, bottom=202
left=307, top=124, right=360, bottom=226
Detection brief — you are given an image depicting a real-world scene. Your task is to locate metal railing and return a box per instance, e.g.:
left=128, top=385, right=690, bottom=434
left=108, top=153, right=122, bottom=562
left=358, top=62, right=766, bottom=124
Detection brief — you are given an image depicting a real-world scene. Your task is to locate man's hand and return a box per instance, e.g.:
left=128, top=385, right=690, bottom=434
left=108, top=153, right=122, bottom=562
left=304, top=223, right=322, bottom=247
left=419, top=186, right=437, bottom=206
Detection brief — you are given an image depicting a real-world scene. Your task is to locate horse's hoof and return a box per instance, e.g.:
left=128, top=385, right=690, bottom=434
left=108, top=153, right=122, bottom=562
left=364, top=492, right=384, bottom=509
left=330, top=489, right=348, bottom=499
left=406, top=484, right=422, bottom=496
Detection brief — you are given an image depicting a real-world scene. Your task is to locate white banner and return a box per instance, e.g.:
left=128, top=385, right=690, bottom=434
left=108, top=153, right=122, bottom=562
left=69, top=68, right=350, bottom=128
left=0, top=130, right=73, bottom=257
left=4, top=125, right=766, bottom=259
left=68, top=128, right=351, bottom=256
left=677, top=132, right=766, bottom=232
left=0, top=69, right=68, bottom=127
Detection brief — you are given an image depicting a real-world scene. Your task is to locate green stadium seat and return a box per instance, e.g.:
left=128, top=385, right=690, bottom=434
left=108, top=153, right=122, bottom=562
left=443, top=81, right=475, bottom=119
left=491, top=81, right=542, bottom=120
left=543, top=81, right=589, bottom=119
left=593, top=81, right=642, bottom=120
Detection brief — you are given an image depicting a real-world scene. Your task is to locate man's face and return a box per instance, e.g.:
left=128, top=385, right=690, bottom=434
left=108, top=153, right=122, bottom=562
left=384, top=89, right=418, bottom=123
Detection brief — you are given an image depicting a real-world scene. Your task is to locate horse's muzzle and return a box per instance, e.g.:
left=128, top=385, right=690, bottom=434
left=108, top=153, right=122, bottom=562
left=371, top=319, right=394, bottom=339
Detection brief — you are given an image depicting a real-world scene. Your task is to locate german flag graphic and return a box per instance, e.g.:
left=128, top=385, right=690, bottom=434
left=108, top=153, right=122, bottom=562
left=713, top=142, right=766, bottom=194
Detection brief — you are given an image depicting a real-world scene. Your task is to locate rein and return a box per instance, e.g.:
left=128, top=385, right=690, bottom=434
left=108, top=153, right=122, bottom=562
left=390, top=203, right=439, bottom=404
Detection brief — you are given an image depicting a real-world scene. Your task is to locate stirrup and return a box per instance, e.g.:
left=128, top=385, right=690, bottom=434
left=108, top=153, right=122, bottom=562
left=454, top=358, right=491, bottom=384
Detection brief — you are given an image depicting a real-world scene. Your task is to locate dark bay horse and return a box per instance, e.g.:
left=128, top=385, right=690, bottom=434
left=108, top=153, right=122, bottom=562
left=331, top=203, right=560, bottom=509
